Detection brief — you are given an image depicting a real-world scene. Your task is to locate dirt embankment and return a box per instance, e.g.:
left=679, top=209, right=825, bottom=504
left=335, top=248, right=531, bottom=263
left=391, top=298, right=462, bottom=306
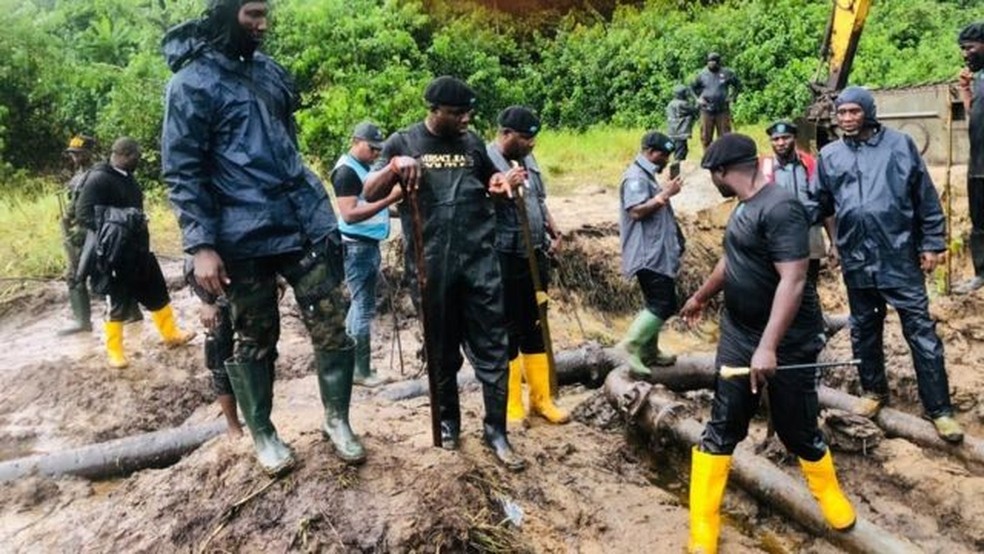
left=4, top=162, right=984, bottom=552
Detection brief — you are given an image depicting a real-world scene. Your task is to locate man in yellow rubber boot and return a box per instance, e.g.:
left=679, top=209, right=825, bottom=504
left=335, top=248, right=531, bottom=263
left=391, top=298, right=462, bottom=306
left=75, top=138, right=196, bottom=368
left=487, top=106, right=569, bottom=426
left=616, top=131, right=684, bottom=378
left=680, top=135, right=855, bottom=553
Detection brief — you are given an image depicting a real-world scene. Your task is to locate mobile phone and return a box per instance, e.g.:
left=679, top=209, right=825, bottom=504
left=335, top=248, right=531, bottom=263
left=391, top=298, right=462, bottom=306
left=669, top=162, right=681, bottom=179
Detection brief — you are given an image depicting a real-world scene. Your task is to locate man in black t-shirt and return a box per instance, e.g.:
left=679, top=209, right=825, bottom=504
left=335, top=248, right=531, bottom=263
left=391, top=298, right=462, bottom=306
left=679, top=134, right=854, bottom=553
left=330, top=122, right=402, bottom=388
left=363, top=76, right=526, bottom=471
left=955, top=22, right=984, bottom=294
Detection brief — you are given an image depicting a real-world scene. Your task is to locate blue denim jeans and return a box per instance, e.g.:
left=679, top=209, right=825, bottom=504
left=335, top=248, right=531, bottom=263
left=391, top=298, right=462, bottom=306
left=343, top=239, right=381, bottom=338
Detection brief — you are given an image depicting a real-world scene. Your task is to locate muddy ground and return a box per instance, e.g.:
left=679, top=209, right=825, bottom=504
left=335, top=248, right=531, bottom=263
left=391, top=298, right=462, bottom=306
left=2, top=162, right=984, bottom=552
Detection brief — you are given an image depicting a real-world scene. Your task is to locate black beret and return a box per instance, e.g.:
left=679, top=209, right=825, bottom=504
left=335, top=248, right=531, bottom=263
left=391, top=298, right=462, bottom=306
left=701, top=133, right=759, bottom=170
left=766, top=121, right=798, bottom=137
left=497, top=106, right=541, bottom=136
left=641, top=131, right=674, bottom=154
left=959, top=22, right=984, bottom=43
left=424, top=76, right=477, bottom=108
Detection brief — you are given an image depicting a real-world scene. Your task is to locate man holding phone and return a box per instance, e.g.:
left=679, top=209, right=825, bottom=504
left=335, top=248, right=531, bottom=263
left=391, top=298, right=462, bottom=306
left=616, top=131, right=685, bottom=377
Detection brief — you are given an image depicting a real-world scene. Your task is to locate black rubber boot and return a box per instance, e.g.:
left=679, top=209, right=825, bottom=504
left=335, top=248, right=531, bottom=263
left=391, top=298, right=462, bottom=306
left=225, top=359, right=295, bottom=476
left=315, top=348, right=366, bottom=465
left=440, top=419, right=461, bottom=450
left=481, top=380, right=525, bottom=471
left=57, top=285, right=92, bottom=336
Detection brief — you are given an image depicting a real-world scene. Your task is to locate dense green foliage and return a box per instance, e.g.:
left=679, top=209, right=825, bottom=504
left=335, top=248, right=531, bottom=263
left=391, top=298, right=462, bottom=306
left=0, top=0, right=973, bottom=180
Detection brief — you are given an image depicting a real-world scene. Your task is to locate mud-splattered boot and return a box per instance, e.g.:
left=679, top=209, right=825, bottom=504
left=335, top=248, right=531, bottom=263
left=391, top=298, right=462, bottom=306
left=614, top=309, right=660, bottom=378
left=315, top=348, right=366, bottom=465
left=353, top=334, right=388, bottom=388
left=58, top=285, right=92, bottom=336
left=482, top=381, right=526, bottom=472
left=225, top=359, right=295, bottom=476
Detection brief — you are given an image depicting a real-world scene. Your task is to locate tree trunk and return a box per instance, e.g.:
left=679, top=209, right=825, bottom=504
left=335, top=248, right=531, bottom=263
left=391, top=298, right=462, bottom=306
left=0, top=420, right=228, bottom=483
left=604, top=368, right=920, bottom=554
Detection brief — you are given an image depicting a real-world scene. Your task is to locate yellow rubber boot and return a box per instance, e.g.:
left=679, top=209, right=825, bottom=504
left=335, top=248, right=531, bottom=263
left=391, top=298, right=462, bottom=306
left=799, top=450, right=856, bottom=531
left=524, top=352, right=570, bottom=424
left=688, top=447, right=732, bottom=554
left=104, top=321, right=129, bottom=369
left=150, top=304, right=196, bottom=347
left=507, top=356, right=526, bottom=424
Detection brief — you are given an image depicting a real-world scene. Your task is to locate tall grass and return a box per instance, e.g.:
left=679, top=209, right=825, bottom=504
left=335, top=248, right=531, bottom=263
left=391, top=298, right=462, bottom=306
left=534, top=122, right=769, bottom=195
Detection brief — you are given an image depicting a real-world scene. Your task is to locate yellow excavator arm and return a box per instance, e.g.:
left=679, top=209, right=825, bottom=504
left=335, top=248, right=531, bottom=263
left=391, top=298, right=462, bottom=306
left=801, top=0, right=874, bottom=150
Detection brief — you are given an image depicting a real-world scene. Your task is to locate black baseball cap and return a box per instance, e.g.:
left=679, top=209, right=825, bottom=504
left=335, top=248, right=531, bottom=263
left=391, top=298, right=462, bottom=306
left=352, top=122, right=385, bottom=149
left=641, top=131, right=675, bottom=154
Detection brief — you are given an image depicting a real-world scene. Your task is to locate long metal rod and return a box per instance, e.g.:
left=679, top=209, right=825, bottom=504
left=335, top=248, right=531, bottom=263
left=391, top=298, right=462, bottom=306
left=511, top=161, right=558, bottom=397
left=720, top=359, right=860, bottom=379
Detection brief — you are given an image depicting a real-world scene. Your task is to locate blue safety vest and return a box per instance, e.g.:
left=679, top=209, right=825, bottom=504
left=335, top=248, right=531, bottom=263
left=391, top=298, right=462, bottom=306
left=334, top=154, right=390, bottom=242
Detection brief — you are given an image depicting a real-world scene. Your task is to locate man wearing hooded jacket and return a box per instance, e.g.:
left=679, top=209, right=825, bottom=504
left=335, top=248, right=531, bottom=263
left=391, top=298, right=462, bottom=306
left=815, top=86, right=963, bottom=443
left=954, top=22, right=984, bottom=294
left=161, top=0, right=363, bottom=475
left=363, top=76, right=526, bottom=471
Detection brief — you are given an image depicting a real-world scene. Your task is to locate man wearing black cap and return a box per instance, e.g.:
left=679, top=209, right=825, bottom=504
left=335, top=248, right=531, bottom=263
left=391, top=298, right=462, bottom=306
left=814, top=86, right=962, bottom=443
left=680, top=133, right=855, bottom=554
left=955, top=22, right=984, bottom=294
left=331, top=122, right=403, bottom=388
left=761, top=121, right=829, bottom=288
left=487, top=106, right=569, bottom=427
left=162, top=0, right=365, bottom=475
left=691, top=52, right=740, bottom=148
left=615, top=131, right=684, bottom=377
left=58, top=135, right=97, bottom=336
left=363, top=76, right=526, bottom=471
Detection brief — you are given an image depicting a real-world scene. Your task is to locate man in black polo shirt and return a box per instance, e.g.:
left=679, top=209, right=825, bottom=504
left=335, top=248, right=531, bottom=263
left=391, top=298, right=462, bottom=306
left=680, top=134, right=854, bottom=553
left=363, top=76, right=526, bottom=471
left=955, top=22, right=984, bottom=294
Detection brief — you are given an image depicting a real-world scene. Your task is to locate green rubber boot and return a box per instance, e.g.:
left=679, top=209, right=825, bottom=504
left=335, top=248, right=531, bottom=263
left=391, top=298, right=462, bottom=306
left=316, top=347, right=367, bottom=465
left=353, top=334, right=388, bottom=388
left=640, top=319, right=677, bottom=367
left=58, top=285, right=92, bottom=336
left=614, top=309, right=661, bottom=378
left=225, top=359, right=295, bottom=476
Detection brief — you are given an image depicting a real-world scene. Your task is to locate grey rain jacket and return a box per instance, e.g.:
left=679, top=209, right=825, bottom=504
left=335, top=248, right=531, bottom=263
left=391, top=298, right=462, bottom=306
left=816, top=126, right=946, bottom=289
left=161, top=21, right=336, bottom=261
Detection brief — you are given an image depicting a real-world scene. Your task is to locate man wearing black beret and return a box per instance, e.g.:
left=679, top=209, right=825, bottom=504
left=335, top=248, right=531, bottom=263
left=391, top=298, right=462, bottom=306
left=680, top=133, right=855, bottom=553
left=363, top=76, right=526, bottom=471
left=615, top=131, right=684, bottom=377
left=955, top=22, right=984, bottom=294
left=486, top=106, right=569, bottom=427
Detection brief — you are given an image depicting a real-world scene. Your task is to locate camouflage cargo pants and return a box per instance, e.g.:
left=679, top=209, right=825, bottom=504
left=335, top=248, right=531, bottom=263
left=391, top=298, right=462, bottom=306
left=225, top=236, right=352, bottom=364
